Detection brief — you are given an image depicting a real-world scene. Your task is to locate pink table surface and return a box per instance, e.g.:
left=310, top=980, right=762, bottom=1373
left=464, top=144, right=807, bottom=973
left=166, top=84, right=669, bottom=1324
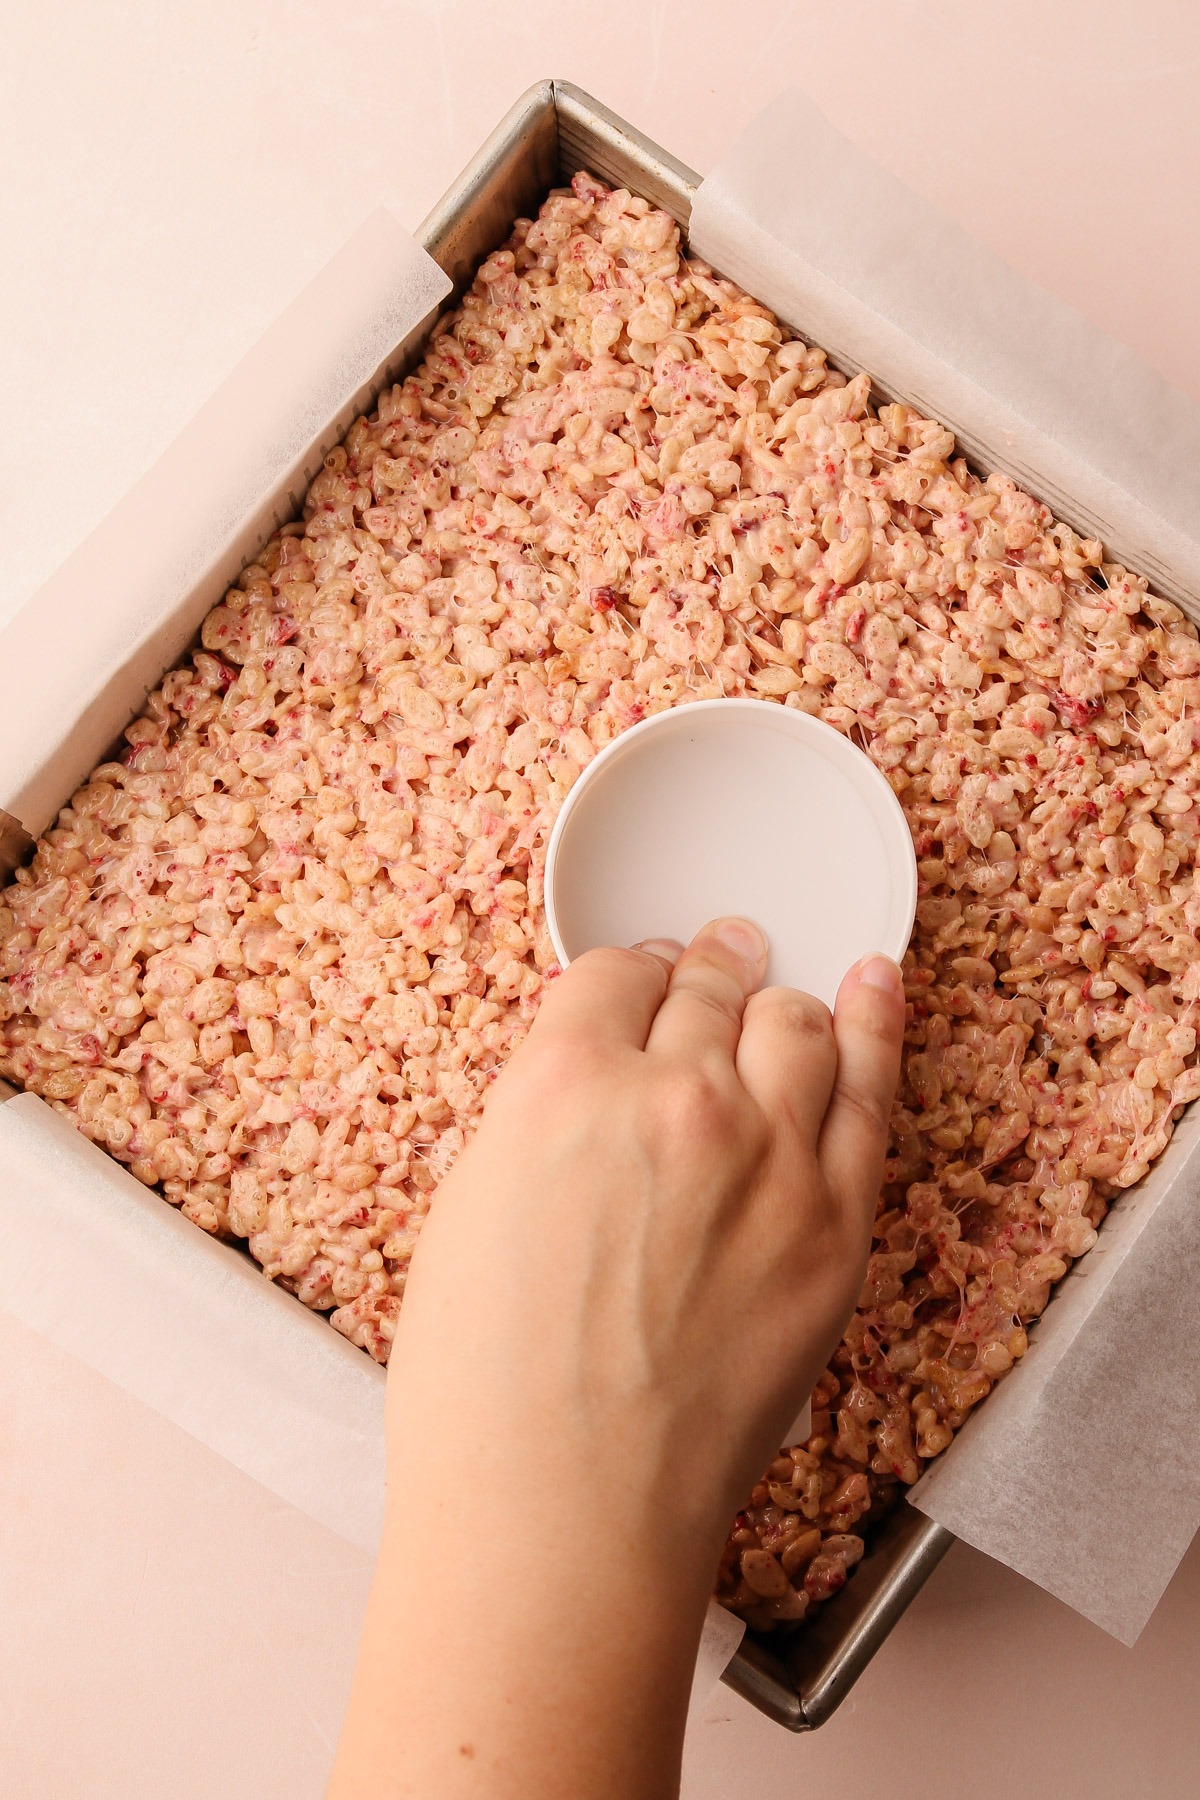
left=4, top=4, right=1200, bottom=1795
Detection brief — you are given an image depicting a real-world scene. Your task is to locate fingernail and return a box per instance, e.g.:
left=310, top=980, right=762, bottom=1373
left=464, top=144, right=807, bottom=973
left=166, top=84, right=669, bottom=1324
left=712, top=917, right=769, bottom=966
left=858, top=954, right=902, bottom=994
left=634, top=937, right=684, bottom=964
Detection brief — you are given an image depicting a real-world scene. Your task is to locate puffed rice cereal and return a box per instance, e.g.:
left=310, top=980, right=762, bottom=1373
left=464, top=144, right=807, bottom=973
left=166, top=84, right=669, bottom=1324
left=3, top=173, right=1199, bottom=1634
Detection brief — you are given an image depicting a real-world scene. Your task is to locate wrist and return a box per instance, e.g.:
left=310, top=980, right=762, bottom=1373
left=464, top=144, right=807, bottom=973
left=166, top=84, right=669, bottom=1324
left=351, top=1448, right=710, bottom=1800
left=383, top=1422, right=721, bottom=1628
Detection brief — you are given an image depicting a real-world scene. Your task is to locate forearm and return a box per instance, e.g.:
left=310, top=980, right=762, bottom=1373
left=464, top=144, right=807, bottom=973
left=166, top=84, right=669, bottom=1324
left=328, top=1162, right=732, bottom=1800
left=328, top=1449, right=713, bottom=1800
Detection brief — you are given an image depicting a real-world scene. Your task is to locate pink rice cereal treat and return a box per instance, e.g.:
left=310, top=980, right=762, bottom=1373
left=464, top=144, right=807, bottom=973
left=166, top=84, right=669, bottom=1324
left=3, top=174, right=1199, bottom=1632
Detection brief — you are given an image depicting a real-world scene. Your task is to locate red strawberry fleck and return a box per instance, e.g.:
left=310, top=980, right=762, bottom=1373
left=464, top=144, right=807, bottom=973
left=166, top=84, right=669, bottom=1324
left=1052, top=691, right=1101, bottom=729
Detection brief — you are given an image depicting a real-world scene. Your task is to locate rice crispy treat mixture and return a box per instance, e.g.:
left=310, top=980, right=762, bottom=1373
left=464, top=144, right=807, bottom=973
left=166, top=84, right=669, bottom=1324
left=4, top=173, right=1200, bottom=1632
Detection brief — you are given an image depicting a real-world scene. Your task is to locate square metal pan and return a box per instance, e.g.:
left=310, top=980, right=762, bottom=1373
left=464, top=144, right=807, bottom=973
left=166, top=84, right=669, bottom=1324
left=414, top=77, right=956, bottom=1730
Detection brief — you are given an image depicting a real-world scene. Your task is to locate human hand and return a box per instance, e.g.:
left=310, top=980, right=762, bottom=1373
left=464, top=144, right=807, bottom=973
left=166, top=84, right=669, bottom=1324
left=393, top=917, right=905, bottom=1553
left=330, top=919, right=904, bottom=1800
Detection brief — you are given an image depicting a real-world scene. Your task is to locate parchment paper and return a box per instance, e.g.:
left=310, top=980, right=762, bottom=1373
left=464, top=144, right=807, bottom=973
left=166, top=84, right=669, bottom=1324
left=911, top=1100, right=1200, bottom=1644
left=689, top=89, right=1200, bottom=616
left=691, top=90, right=1200, bottom=1644
left=0, top=1093, right=387, bottom=1550
left=0, top=207, right=451, bottom=837
left=0, top=1092, right=743, bottom=1712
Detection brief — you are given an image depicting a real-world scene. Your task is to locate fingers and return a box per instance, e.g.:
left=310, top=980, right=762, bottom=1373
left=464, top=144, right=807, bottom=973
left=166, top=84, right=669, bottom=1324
left=817, top=955, right=906, bottom=1216
left=735, top=986, right=837, bottom=1142
left=645, top=917, right=768, bottom=1065
left=530, top=941, right=681, bottom=1050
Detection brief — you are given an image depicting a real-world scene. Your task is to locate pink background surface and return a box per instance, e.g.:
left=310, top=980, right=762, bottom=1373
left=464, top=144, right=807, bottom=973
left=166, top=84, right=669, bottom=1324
left=3, top=4, right=1200, bottom=1794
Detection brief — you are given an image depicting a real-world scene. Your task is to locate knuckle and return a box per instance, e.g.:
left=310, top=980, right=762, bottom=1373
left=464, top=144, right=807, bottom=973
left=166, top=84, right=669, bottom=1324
left=753, top=989, right=834, bottom=1047
left=676, top=963, right=746, bottom=1027
left=701, top=988, right=746, bottom=1032
left=652, top=1064, right=735, bottom=1142
left=830, top=1074, right=891, bottom=1139
left=855, top=987, right=906, bottom=1043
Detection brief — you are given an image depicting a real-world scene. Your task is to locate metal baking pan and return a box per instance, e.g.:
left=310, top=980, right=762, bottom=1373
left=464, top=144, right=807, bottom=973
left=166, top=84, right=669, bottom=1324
left=0, top=78, right=954, bottom=1730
